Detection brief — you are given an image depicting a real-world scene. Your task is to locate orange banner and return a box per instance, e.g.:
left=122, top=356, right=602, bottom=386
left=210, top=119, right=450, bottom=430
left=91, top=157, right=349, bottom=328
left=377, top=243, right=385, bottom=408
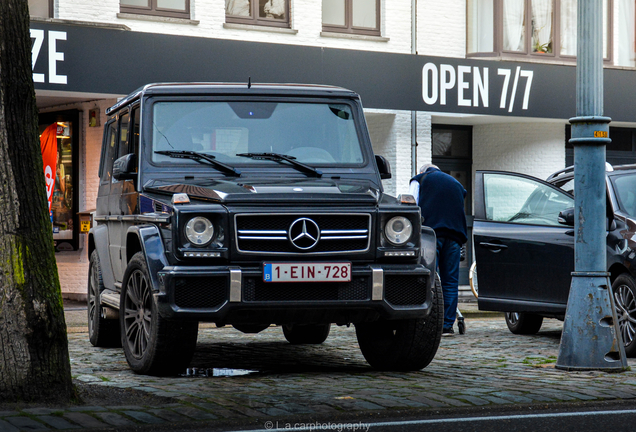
left=40, top=123, right=58, bottom=213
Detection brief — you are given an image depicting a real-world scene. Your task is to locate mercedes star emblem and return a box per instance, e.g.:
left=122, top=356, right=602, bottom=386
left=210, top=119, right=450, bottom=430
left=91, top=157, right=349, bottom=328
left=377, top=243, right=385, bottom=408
left=289, top=218, right=320, bottom=250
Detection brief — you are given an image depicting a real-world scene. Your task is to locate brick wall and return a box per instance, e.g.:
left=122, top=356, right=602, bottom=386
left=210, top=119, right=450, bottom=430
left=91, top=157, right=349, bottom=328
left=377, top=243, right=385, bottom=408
left=473, top=122, right=567, bottom=181
left=417, top=0, right=465, bottom=58
left=365, top=109, right=413, bottom=197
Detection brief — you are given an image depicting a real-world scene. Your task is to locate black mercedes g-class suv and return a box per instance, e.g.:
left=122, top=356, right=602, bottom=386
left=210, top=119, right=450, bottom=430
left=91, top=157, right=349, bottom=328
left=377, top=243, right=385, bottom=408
left=88, top=83, right=442, bottom=375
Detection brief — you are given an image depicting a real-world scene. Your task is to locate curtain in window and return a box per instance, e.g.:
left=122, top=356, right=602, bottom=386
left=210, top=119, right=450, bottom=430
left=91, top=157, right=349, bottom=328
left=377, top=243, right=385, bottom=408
left=226, top=0, right=250, bottom=16
left=262, top=0, right=285, bottom=18
left=503, top=0, right=525, bottom=51
left=531, top=0, right=552, bottom=53
left=617, top=0, right=635, bottom=66
left=560, top=0, right=576, bottom=56
left=467, top=0, right=494, bottom=53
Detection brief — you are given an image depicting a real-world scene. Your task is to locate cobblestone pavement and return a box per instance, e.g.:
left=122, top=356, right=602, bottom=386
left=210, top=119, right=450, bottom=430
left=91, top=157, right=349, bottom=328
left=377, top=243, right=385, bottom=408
left=2, top=314, right=636, bottom=431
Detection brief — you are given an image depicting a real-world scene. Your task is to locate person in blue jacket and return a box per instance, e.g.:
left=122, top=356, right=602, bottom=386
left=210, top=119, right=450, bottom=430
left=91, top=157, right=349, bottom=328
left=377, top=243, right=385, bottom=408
left=409, top=164, right=467, bottom=335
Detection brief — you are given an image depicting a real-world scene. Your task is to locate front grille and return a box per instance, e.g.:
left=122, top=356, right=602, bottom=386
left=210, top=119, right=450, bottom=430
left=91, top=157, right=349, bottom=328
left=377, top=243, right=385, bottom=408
left=243, top=276, right=369, bottom=302
left=174, top=277, right=227, bottom=309
left=235, top=213, right=371, bottom=255
left=384, top=274, right=428, bottom=307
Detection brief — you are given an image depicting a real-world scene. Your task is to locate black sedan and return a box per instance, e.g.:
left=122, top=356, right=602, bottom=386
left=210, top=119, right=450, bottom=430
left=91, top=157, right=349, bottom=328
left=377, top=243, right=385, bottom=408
left=474, top=164, right=636, bottom=356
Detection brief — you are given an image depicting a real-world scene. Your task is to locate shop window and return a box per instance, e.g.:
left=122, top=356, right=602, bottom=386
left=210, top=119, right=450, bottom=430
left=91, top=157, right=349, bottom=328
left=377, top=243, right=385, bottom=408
left=322, top=0, right=381, bottom=36
left=225, top=0, right=291, bottom=28
left=39, top=111, right=79, bottom=252
left=467, top=0, right=610, bottom=62
left=28, top=0, right=53, bottom=18
left=120, top=0, right=190, bottom=19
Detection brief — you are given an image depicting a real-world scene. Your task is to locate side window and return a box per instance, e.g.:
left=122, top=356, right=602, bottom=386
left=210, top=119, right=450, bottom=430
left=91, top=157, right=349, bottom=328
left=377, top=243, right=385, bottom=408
left=118, top=111, right=130, bottom=159
left=131, top=106, right=140, bottom=156
left=554, top=178, right=575, bottom=195
left=100, top=120, right=118, bottom=184
left=483, top=173, right=573, bottom=226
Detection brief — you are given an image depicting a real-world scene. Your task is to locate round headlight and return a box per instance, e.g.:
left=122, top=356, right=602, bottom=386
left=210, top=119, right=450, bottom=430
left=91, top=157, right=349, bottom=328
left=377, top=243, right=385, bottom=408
left=185, top=217, right=214, bottom=246
left=385, top=216, right=413, bottom=245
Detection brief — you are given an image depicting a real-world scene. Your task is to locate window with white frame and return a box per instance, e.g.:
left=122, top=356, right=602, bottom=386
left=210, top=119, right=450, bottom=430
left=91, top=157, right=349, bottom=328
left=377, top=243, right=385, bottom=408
left=322, top=0, right=380, bottom=36
left=467, top=0, right=610, bottom=61
left=120, top=0, right=190, bottom=19
left=226, top=0, right=290, bottom=28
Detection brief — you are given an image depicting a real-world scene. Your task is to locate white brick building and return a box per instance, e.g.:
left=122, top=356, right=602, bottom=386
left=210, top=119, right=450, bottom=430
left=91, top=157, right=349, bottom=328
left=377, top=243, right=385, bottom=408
left=29, top=0, right=636, bottom=297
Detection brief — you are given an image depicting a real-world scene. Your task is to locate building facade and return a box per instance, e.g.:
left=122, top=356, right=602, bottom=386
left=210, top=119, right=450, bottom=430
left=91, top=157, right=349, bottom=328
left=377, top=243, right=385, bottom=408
left=28, top=0, right=636, bottom=298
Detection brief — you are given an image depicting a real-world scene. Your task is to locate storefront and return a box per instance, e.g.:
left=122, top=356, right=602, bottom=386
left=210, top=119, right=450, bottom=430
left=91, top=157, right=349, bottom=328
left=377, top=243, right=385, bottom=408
left=31, top=20, right=636, bottom=296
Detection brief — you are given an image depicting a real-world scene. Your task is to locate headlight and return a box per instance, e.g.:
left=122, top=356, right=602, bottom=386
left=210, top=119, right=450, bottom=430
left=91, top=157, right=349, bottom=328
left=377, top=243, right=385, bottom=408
left=185, top=217, right=214, bottom=246
left=385, top=216, right=413, bottom=245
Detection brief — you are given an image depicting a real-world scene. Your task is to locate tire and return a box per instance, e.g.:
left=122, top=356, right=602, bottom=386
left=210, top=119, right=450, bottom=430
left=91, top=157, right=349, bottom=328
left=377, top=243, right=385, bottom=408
left=355, top=273, right=443, bottom=371
left=282, top=324, right=331, bottom=344
left=88, top=250, right=121, bottom=348
left=505, top=312, right=543, bottom=335
left=469, top=261, right=478, bottom=299
left=120, top=252, right=198, bottom=376
left=612, top=273, right=636, bottom=357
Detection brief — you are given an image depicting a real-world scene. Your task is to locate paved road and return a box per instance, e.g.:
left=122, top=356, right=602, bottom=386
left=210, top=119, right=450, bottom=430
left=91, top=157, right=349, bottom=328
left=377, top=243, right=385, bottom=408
left=2, top=310, right=636, bottom=431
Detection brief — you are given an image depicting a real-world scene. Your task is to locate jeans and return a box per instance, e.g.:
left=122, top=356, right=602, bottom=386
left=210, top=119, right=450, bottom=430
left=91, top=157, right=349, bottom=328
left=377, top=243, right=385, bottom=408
left=436, top=236, right=461, bottom=330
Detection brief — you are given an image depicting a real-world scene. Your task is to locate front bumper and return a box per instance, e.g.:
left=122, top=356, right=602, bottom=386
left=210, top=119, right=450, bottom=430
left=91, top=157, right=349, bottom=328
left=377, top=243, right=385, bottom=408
left=155, top=264, right=432, bottom=325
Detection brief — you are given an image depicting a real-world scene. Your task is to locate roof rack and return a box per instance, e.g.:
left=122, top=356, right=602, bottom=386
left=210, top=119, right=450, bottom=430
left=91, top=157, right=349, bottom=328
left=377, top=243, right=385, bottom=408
left=546, top=162, right=614, bottom=181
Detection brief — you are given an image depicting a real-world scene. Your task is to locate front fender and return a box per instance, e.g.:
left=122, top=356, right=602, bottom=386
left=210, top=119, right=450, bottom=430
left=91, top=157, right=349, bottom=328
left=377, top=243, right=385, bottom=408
left=128, top=225, right=169, bottom=293
left=420, top=226, right=437, bottom=276
left=89, top=224, right=116, bottom=290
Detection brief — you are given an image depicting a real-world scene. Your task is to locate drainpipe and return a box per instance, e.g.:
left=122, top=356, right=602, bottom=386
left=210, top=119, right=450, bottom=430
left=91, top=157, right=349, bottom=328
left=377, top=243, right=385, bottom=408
left=555, top=0, right=626, bottom=371
left=411, top=0, right=417, bottom=177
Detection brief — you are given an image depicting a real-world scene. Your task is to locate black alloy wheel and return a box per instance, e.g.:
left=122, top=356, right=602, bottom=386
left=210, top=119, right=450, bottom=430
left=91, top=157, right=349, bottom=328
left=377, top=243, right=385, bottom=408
left=120, top=252, right=198, bottom=375
left=504, top=312, right=543, bottom=335
left=612, top=274, right=636, bottom=357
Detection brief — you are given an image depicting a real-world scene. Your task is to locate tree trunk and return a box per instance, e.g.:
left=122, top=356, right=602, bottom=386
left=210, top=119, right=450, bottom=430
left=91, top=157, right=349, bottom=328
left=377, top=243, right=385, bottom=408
left=0, top=0, right=73, bottom=402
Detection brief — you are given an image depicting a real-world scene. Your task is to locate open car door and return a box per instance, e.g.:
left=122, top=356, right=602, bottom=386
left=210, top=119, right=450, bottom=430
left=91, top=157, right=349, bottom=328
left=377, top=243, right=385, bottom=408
left=474, top=171, right=575, bottom=314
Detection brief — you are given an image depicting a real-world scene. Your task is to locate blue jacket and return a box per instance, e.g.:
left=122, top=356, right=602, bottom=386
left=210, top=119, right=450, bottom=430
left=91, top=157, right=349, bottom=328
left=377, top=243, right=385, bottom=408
left=411, top=167, right=467, bottom=244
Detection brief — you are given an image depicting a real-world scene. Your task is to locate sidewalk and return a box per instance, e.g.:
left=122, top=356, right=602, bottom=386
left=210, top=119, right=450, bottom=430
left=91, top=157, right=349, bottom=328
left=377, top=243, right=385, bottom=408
left=1, top=301, right=631, bottom=431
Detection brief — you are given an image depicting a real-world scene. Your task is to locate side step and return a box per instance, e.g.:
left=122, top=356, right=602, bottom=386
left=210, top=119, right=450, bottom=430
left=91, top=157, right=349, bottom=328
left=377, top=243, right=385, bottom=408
left=100, top=289, right=120, bottom=310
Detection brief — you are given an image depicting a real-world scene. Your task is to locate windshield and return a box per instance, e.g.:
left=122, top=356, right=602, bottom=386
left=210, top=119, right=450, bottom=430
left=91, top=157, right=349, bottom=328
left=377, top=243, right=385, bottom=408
left=150, top=101, right=365, bottom=167
left=612, top=173, right=636, bottom=218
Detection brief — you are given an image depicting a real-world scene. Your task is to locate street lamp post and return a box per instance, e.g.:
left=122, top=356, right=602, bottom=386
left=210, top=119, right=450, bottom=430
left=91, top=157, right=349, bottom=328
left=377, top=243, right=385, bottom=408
left=555, top=0, right=627, bottom=371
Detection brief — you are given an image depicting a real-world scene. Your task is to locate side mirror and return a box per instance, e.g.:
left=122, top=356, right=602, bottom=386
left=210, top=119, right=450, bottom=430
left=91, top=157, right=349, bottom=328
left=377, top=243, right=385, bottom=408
left=558, top=207, right=575, bottom=226
left=375, top=155, right=392, bottom=180
left=113, top=153, right=137, bottom=181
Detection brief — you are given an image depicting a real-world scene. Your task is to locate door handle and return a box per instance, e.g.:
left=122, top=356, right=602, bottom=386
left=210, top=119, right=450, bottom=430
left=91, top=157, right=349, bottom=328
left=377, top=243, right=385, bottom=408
left=565, top=230, right=574, bottom=236
left=479, top=242, right=508, bottom=252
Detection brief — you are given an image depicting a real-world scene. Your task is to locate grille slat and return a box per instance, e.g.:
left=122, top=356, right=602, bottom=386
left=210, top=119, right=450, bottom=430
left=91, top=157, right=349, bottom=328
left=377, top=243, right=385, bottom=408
left=235, top=213, right=371, bottom=254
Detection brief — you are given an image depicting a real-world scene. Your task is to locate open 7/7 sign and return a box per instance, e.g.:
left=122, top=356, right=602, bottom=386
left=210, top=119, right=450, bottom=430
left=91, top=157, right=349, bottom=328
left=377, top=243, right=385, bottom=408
left=422, top=63, right=534, bottom=113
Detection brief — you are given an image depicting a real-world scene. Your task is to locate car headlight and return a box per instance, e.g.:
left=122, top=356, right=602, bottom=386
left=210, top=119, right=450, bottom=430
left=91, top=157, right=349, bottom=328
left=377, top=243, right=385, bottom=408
left=185, top=217, right=214, bottom=246
left=385, top=216, right=413, bottom=245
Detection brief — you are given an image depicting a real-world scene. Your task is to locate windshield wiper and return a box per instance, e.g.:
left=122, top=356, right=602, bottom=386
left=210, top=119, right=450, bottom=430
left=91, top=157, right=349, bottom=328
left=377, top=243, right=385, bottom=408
left=236, top=152, right=322, bottom=178
left=155, top=150, right=241, bottom=177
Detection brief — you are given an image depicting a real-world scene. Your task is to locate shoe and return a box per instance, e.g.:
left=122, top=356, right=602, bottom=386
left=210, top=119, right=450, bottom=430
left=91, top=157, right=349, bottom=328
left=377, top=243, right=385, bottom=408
left=442, top=327, right=454, bottom=336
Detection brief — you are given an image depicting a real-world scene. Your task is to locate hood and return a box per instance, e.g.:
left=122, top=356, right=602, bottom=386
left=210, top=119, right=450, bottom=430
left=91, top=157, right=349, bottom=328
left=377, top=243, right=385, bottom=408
left=143, top=177, right=381, bottom=205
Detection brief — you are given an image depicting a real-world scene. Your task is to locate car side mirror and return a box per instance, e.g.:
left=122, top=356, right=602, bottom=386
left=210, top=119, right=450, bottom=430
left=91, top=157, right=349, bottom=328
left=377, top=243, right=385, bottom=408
left=113, top=153, right=137, bottom=181
left=558, top=207, right=575, bottom=226
left=375, top=155, right=392, bottom=180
